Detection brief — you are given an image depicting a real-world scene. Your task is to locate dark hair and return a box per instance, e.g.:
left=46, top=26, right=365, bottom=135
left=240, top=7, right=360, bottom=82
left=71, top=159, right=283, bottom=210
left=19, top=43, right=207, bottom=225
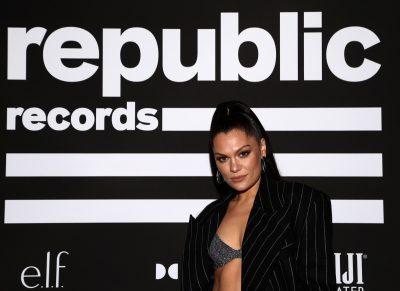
left=209, top=100, right=281, bottom=194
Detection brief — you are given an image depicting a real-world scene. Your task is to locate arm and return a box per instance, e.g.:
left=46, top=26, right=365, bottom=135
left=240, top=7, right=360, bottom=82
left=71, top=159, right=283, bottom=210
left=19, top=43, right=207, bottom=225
left=295, top=189, right=336, bottom=290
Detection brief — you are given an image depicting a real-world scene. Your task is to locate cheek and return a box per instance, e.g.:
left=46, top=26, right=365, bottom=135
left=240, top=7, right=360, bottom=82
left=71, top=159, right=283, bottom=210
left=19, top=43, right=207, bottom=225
left=246, top=156, right=262, bottom=176
left=216, top=163, right=229, bottom=175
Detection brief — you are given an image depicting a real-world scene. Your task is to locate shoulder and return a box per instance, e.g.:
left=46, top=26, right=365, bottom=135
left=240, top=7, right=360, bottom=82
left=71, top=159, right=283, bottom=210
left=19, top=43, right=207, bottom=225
left=278, top=179, right=332, bottom=232
left=278, top=178, right=331, bottom=208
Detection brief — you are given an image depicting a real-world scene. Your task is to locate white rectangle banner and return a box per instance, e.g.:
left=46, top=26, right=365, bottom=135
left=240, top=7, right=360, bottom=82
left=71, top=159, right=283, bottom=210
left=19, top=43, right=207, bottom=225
left=162, top=107, right=382, bottom=131
left=331, top=199, right=384, bottom=224
left=4, top=199, right=384, bottom=224
left=6, top=153, right=382, bottom=177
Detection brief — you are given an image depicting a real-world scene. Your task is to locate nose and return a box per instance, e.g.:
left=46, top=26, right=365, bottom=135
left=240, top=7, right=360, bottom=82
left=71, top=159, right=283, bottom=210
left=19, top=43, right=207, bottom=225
left=230, top=157, right=241, bottom=173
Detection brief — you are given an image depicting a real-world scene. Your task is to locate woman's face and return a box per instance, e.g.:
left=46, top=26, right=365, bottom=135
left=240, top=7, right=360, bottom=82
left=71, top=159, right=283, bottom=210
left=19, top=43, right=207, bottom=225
left=212, top=128, right=267, bottom=194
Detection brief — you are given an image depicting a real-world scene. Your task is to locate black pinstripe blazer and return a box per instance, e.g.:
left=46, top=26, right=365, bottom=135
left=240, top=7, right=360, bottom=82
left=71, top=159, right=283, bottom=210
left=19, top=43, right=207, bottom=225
left=180, top=173, right=336, bottom=291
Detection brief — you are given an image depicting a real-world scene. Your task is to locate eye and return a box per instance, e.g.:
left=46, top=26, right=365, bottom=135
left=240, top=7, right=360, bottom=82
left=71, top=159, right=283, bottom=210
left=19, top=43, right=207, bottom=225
left=239, top=151, right=250, bottom=157
left=216, top=156, right=227, bottom=163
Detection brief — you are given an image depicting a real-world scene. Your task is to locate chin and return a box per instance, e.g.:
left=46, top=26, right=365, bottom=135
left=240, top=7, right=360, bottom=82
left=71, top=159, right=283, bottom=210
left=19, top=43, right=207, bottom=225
left=227, top=176, right=260, bottom=194
left=228, top=182, right=252, bottom=193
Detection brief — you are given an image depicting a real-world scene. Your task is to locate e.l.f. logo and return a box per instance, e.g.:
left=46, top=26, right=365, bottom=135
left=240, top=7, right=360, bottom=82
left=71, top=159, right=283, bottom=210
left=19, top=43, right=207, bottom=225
left=21, top=251, right=69, bottom=289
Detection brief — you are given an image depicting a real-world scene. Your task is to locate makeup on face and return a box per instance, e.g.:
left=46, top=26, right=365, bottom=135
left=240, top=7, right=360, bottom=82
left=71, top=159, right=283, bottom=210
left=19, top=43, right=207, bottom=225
left=212, top=129, right=266, bottom=195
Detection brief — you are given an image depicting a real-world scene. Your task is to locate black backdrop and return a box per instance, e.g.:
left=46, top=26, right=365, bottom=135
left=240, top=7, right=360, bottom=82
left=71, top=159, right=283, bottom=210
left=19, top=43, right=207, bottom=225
left=1, top=0, right=398, bottom=290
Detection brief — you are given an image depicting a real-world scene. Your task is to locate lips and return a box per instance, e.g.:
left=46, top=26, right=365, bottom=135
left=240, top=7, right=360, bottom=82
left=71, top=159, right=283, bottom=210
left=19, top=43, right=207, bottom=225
left=230, top=174, right=247, bottom=182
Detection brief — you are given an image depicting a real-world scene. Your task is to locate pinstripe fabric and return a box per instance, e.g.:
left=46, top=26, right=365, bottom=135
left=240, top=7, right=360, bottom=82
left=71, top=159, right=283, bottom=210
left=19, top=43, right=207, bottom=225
left=180, top=173, right=336, bottom=291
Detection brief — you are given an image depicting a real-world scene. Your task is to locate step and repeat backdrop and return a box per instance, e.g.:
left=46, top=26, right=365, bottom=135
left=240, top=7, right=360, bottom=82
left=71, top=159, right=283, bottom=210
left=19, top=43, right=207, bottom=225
left=1, top=0, right=398, bottom=290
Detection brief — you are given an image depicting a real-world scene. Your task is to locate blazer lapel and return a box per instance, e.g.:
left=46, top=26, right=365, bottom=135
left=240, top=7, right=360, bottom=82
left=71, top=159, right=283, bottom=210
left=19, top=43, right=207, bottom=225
left=242, top=174, right=295, bottom=290
left=207, top=173, right=295, bottom=290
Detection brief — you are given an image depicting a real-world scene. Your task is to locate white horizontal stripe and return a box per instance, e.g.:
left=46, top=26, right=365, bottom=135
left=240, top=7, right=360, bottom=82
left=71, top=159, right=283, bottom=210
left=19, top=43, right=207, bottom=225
left=331, top=200, right=384, bottom=224
left=3, top=199, right=214, bottom=224
left=6, top=153, right=212, bottom=177
left=4, top=199, right=383, bottom=224
left=162, top=108, right=215, bottom=131
left=275, top=153, right=382, bottom=177
left=161, top=107, right=382, bottom=131
left=6, top=153, right=382, bottom=177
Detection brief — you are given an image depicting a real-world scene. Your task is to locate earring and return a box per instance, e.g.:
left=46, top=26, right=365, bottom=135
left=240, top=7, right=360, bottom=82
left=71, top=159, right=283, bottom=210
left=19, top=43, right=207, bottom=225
left=216, top=170, right=224, bottom=184
left=261, top=158, right=266, bottom=173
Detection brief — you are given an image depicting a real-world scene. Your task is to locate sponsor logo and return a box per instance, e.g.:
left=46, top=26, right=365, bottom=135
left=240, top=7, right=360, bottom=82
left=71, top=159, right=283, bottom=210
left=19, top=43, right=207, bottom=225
left=155, top=263, right=178, bottom=280
left=21, top=251, right=69, bottom=289
left=335, top=252, right=366, bottom=291
left=7, top=102, right=158, bottom=131
left=7, top=12, right=380, bottom=97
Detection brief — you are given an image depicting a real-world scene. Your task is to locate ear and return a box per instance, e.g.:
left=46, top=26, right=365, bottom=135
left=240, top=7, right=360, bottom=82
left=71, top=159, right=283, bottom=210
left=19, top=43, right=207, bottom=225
left=260, top=138, right=267, bottom=158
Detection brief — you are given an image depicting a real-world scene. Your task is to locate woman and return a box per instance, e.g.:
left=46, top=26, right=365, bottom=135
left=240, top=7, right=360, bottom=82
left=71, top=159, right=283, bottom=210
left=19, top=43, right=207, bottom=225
left=180, top=101, right=336, bottom=291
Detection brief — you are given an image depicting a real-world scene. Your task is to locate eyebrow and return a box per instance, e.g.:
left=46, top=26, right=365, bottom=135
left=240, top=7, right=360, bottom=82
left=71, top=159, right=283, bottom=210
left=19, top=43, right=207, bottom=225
left=214, top=144, right=251, bottom=156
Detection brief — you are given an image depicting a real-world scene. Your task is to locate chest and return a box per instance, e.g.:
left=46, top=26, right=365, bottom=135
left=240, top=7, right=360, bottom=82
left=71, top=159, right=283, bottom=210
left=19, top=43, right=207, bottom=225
left=215, top=198, right=255, bottom=250
left=203, top=201, right=297, bottom=290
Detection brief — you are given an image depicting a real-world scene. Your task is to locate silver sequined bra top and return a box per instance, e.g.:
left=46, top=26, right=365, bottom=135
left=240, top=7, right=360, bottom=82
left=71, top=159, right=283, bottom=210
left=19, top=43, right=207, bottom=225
left=209, top=233, right=242, bottom=269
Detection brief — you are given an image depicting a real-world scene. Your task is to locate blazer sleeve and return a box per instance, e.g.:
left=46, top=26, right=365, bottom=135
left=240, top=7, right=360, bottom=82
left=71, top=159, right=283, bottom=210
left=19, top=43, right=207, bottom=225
left=180, top=214, right=213, bottom=291
left=295, top=189, right=336, bottom=290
